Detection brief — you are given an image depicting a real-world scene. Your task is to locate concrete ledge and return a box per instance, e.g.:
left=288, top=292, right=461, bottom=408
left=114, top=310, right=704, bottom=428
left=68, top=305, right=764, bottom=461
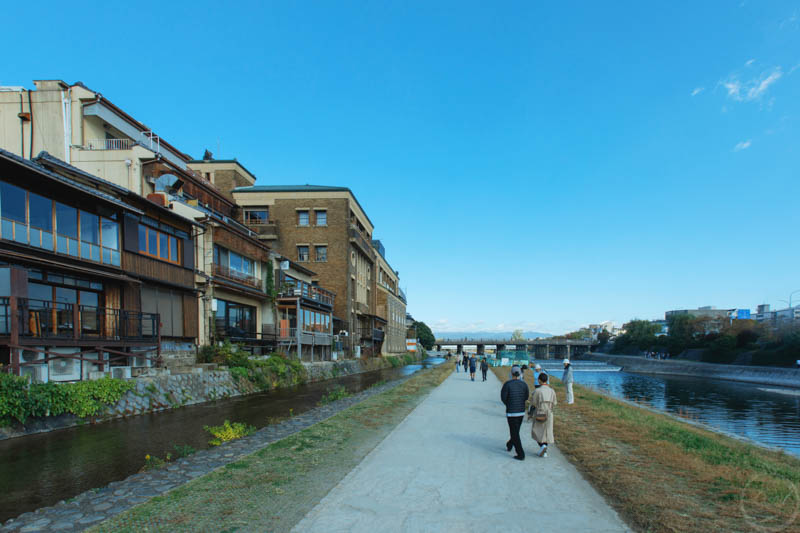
left=581, top=353, right=800, bottom=388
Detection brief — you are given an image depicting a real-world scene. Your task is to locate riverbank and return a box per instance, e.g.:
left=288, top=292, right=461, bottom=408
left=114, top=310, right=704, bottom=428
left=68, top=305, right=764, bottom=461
left=581, top=352, right=800, bottom=388
left=0, top=362, right=450, bottom=532
left=78, top=362, right=451, bottom=533
left=491, top=366, right=800, bottom=532
left=0, top=352, right=426, bottom=442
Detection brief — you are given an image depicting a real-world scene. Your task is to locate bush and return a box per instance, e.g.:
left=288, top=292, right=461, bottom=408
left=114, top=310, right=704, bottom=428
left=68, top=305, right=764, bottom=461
left=318, top=385, right=351, bottom=405
left=0, top=374, right=134, bottom=426
left=204, top=420, right=256, bottom=446
left=402, top=353, right=415, bottom=365
left=386, top=356, right=401, bottom=368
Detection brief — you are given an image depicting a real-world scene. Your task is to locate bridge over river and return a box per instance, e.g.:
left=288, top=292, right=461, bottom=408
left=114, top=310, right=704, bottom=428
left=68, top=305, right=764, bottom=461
left=434, top=338, right=597, bottom=358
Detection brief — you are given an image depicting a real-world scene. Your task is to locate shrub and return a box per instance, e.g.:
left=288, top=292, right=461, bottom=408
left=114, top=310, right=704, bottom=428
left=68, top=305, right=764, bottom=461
left=204, top=420, right=256, bottom=446
left=402, top=353, right=414, bottom=365
left=318, top=385, right=351, bottom=405
left=0, top=374, right=134, bottom=426
left=386, top=356, right=401, bottom=368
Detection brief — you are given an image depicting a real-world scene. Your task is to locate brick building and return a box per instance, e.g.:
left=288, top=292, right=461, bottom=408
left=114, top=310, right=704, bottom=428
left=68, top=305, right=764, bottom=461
left=231, top=185, right=385, bottom=357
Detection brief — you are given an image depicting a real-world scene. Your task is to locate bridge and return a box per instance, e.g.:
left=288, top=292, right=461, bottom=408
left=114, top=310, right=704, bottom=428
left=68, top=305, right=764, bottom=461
left=434, top=338, right=596, bottom=358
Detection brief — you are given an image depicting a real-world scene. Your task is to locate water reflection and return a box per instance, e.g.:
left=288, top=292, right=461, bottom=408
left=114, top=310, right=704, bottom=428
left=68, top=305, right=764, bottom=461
left=577, top=372, right=800, bottom=455
left=0, top=358, right=444, bottom=522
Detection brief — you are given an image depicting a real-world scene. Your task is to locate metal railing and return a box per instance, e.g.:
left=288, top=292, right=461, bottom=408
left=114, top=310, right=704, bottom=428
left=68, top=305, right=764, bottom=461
left=213, top=263, right=262, bottom=290
left=12, top=298, right=159, bottom=341
left=86, top=138, right=136, bottom=150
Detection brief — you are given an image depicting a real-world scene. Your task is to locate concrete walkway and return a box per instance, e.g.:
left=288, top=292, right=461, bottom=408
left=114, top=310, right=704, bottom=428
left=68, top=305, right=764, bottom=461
left=293, top=368, right=630, bottom=532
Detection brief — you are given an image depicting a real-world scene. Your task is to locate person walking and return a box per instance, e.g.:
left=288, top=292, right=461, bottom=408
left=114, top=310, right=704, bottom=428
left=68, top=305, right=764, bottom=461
left=562, top=358, right=575, bottom=405
left=531, top=372, right=557, bottom=458
left=454, top=352, right=461, bottom=372
left=462, top=354, right=469, bottom=374
left=469, top=355, right=477, bottom=381
left=480, top=358, right=489, bottom=381
left=501, top=365, right=529, bottom=461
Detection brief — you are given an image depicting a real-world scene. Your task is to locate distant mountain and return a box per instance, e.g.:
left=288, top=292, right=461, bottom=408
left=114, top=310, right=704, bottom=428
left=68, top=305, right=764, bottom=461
left=433, top=331, right=553, bottom=341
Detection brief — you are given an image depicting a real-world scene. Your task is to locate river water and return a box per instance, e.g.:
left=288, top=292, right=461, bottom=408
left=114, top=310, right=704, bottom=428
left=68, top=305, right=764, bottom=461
left=566, top=369, right=800, bottom=456
left=0, top=358, right=445, bottom=522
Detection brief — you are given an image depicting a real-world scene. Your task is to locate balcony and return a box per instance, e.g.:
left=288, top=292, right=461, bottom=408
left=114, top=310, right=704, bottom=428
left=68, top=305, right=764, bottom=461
left=0, top=297, right=159, bottom=342
left=213, top=263, right=262, bottom=290
left=349, top=226, right=374, bottom=257
left=276, top=273, right=335, bottom=308
left=277, top=327, right=333, bottom=346
left=86, top=138, right=136, bottom=150
left=244, top=219, right=279, bottom=241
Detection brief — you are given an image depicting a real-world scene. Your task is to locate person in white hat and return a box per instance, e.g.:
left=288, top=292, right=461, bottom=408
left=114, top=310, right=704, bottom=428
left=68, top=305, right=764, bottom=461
left=562, top=358, right=574, bottom=404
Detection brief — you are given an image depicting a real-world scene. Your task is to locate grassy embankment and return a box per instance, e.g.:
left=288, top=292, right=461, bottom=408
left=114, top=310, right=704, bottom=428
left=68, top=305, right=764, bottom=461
left=491, top=366, right=800, bottom=533
left=90, top=362, right=452, bottom=533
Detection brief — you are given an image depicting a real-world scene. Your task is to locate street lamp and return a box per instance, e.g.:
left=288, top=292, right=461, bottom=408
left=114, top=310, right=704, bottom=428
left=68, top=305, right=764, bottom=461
left=780, top=289, right=800, bottom=309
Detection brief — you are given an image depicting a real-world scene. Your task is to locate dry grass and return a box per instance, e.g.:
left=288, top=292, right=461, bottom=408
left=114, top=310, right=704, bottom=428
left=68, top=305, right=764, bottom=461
left=90, top=364, right=453, bottom=533
left=491, top=366, right=800, bottom=533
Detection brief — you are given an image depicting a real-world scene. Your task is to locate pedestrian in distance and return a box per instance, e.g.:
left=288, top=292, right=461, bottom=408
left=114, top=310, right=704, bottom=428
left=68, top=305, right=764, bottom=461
left=469, top=355, right=477, bottom=381
left=480, top=358, right=489, bottom=381
left=463, top=354, right=469, bottom=374
left=454, top=352, right=461, bottom=372
left=562, top=358, right=574, bottom=405
left=501, top=365, right=529, bottom=461
left=531, top=372, right=557, bottom=458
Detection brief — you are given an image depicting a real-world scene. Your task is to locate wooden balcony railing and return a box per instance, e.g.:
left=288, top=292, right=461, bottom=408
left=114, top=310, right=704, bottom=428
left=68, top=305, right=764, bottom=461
left=213, top=263, right=262, bottom=290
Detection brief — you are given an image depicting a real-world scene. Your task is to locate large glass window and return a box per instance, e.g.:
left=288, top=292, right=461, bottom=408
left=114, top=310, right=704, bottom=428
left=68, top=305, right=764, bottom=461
left=55, top=203, right=78, bottom=256
left=80, top=211, right=100, bottom=262
left=1, top=182, right=27, bottom=243
left=214, top=298, right=255, bottom=338
left=139, top=225, right=180, bottom=265
left=244, top=209, right=268, bottom=224
left=29, top=193, right=53, bottom=251
left=315, top=210, right=327, bottom=226
left=101, top=218, right=120, bottom=266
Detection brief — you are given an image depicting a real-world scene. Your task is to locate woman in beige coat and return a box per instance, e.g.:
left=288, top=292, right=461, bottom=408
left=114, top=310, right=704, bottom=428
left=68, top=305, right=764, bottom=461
left=531, top=372, right=557, bottom=458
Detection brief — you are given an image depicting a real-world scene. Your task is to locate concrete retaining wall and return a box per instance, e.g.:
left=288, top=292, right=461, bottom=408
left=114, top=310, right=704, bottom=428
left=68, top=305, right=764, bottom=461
left=581, top=353, right=800, bottom=388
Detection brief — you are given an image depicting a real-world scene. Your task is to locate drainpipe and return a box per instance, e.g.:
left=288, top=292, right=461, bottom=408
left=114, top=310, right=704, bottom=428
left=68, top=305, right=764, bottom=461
left=61, top=87, right=72, bottom=163
left=296, top=298, right=301, bottom=360
left=18, top=92, right=24, bottom=157
left=27, top=90, right=33, bottom=159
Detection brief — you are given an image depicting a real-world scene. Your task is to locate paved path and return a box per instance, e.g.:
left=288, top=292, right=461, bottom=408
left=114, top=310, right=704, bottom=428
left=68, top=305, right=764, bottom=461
left=293, top=368, right=630, bottom=533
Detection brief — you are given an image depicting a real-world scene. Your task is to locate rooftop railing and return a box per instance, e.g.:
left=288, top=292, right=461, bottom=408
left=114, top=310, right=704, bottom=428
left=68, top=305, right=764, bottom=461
left=86, top=138, right=136, bottom=150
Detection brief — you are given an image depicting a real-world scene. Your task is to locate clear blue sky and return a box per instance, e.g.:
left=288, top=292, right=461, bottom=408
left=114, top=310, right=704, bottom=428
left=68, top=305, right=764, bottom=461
left=3, top=1, right=799, bottom=334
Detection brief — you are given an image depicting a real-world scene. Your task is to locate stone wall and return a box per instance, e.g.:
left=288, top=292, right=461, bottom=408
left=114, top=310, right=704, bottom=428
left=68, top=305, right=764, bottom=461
left=0, top=352, right=425, bottom=441
left=581, top=353, right=800, bottom=388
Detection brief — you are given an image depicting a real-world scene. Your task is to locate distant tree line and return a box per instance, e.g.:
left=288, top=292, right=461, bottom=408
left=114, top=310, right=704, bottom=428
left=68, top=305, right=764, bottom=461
left=610, top=315, right=799, bottom=367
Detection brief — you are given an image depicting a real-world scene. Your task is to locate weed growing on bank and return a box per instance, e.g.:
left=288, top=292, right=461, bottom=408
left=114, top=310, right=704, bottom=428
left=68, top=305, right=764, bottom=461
left=318, top=385, right=351, bottom=405
left=204, top=420, right=256, bottom=446
left=490, top=366, right=800, bottom=533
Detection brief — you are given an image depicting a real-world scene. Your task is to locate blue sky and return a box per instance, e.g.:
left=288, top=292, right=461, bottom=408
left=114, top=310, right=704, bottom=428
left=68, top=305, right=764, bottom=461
left=3, top=1, right=800, bottom=334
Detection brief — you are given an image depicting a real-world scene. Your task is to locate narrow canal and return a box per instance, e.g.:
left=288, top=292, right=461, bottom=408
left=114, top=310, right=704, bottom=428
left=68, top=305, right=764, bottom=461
left=562, top=366, right=800, bottom=456
left=0, top=358, right=445, bottom=522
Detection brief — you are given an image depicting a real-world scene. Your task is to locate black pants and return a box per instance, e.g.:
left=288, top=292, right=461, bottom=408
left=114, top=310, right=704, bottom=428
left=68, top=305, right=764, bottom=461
left=506, top=416, right=524, bottom=457
left=481, top=369, right=487, bottom=380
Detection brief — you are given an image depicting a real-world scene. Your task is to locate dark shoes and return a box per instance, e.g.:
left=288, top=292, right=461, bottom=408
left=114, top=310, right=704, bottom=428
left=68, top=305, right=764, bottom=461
left=513, top=455, right=525, bottom=461
left=506, top=442, right=513, bottom=452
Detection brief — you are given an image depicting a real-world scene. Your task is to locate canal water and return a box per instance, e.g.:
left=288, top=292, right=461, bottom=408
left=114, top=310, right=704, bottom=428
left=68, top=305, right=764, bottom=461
left=0, top=358, right=445, bottom=522
left=567, top=368, right=800, bottom=457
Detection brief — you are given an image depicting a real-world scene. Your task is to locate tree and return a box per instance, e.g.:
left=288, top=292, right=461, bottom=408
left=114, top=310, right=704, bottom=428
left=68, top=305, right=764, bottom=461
left=413, top=321, right=435, bottom=350
left=511, top=329, right=525, bottom=342
left=612, top=319, right=661, bottom=354
left=565, top=328, right=592, bottom=340
left=597, top=329, right=611, bottom=346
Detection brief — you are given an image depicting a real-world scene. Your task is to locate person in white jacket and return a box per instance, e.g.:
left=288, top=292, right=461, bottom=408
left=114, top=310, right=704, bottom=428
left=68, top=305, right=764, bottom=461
left=562, top=359, right=575, bottom=404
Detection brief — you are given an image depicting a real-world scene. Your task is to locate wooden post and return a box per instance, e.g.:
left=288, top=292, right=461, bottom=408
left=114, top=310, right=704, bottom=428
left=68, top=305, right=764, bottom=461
left=73, top=304, right=80, bottom=340
left=10, top=296, right=19, bottom=376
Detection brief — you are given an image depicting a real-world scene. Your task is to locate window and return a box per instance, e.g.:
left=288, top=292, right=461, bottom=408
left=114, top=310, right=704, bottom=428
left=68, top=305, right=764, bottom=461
left=315, top=210, right=327, bottom=226
left=101, top=217, right=120, bottom=266
left=29, top=193, right=53, bottom=251
left=297, top=245, right=309, bottom=262
left=80, top=211, right=100, bottom=262
left=139, top=225, right=181, bottom=264
left=214, top=298, right=255, bottom=338
left=315, top=245, right=327, bottom=262
left=297, top=210, right=309, bottom=226
left=56, top=203, right=78, bottom=256
left=1, top=182, right=27, bottom=243
left=244, top=209, right=268, bottom=225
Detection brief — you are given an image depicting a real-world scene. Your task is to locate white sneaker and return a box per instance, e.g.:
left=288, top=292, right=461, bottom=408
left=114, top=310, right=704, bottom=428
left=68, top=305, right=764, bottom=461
left=542, top=451, right=548, bottom=458
left=538, top=445, right=547, bottom=457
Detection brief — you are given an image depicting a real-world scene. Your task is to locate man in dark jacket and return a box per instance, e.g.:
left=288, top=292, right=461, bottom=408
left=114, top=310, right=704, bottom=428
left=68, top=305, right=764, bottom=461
left=500, top=365, right=530, bottom=460
left=480, top=358, right=489, bottom=381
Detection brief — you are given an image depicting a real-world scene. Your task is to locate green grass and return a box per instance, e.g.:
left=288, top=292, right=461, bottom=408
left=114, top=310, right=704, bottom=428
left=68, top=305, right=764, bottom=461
left=89, top=363, right=453, bottom=533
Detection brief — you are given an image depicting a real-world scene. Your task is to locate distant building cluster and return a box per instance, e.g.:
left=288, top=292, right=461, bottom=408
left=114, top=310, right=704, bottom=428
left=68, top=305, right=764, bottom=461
left=0, top=80, right=412, bottom=382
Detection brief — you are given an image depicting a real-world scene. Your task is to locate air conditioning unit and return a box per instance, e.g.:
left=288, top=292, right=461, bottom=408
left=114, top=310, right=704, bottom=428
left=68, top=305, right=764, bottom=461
left=20, top=347, right=46, bottom=364
left=22, top=364, right=48, bottom=383
left=49, top=357, right=81, bottom=382
left=293, top=288, right=302, bottom=296
left=82, top=351, right=109, bottom=380
left=111, top=366, right=132, bottom=380
left=131, top=356, right=153, bottom=368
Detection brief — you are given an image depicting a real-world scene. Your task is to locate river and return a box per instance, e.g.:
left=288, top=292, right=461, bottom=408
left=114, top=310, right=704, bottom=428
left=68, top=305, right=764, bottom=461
left=567, top=368, right=800, bottom=456
left=0, top=358, right=445, bottom=522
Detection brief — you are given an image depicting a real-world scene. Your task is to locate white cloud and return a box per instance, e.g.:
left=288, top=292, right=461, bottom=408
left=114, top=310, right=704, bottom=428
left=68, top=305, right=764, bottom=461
left=721, top=67, right=783, bottom=102
left=691, top=87, right=704, bottom=96
left=745, top=59, right=755, bottom=66
left=733, top=140, right=752, bottom=151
